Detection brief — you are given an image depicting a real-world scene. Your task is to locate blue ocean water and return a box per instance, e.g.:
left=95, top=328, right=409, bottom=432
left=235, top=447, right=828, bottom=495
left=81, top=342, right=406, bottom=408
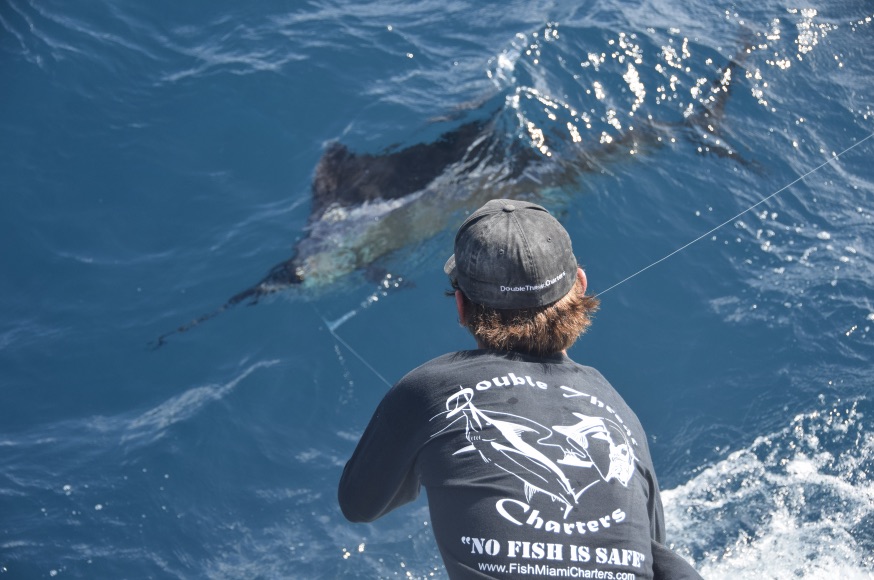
left=1, top=0, right=872, bottom=578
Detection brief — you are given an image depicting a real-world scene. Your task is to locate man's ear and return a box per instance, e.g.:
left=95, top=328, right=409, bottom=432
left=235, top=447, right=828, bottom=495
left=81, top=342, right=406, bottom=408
left=577, top=267, right=588, bottom=294
left=455, top=290, right=466, bottom=326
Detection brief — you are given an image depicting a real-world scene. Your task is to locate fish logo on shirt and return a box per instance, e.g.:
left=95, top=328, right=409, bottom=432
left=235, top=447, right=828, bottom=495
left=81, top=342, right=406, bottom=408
left=432, top=387, right=636, bottom=518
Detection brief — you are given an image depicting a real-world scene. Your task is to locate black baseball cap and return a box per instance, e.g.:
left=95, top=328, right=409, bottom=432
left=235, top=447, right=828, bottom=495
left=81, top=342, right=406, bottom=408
left=444, top=199, right=578, bottom=309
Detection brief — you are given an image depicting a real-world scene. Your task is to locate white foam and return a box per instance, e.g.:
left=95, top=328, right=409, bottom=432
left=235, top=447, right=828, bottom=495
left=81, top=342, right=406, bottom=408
left=122, top=359, right=280, bottom=445
left=662, top=399, right=874, bottom=578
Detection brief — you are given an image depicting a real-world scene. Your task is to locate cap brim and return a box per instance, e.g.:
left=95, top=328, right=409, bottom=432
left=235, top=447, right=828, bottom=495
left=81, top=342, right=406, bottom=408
left=444, top=254, right=456, bottom=279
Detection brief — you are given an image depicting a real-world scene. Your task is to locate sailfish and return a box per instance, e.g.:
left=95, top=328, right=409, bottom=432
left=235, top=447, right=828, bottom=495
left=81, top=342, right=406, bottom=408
left=153, top=44, right=750, bottom=348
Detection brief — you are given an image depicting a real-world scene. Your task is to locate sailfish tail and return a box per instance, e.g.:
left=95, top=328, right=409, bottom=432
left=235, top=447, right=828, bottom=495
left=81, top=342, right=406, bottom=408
left=677, top=36, right=762, bottom=168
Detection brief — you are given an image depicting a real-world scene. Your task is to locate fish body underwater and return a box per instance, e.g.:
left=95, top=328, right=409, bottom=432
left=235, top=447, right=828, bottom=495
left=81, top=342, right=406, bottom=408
left=156, top=37, right=750, bottom=346
left=249, top=42, right=749, bottom=293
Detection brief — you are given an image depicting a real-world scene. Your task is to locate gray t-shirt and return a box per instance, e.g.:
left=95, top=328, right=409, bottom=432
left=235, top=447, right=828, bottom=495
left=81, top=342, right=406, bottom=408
left=339, top=350, right=701, bottom=580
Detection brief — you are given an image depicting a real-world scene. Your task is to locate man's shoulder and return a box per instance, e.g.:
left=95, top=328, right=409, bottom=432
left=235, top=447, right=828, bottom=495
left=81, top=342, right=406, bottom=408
left=398, top=350, right=482, bottom=381
left=393, top=350, right=522, bottom=391
left=398, top=350, right=610, bottom=388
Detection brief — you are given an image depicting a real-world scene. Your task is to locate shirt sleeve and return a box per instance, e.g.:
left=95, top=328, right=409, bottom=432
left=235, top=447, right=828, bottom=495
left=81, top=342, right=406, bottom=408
left=648, top=470, right=666, bottom=543
left=651, top=540, right=704, bottom=580
left=642, top=434, right=667, bottom=543
left=337, top=382, right=425, bottom=523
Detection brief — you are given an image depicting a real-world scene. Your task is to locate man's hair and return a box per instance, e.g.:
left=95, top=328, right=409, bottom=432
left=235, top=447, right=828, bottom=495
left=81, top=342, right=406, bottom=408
left=454, top=276, right=599, bottom=356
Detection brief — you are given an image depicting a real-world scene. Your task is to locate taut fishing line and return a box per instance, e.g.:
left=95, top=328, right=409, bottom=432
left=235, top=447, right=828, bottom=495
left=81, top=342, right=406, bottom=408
left=322, top=132, right=873, bottom=388
left=315, top=306, right=394, bottom=388
left=595, top=131, right=874, bottom=297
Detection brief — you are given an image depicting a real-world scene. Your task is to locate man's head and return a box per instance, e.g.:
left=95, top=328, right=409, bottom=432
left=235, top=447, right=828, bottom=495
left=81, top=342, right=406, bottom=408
left=445, top=199, right=577, bottom=309
left=445, top=199, right=599, bottom=356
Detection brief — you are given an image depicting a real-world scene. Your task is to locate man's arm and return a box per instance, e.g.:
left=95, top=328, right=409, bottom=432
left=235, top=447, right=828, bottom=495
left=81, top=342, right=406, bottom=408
left=643, top=437, right=667, bottom=543
left=338, top=384, right=424, bottom=522
left=651, top=541, right=704, bottom=580
left=641, top=440, right=701, bottom=577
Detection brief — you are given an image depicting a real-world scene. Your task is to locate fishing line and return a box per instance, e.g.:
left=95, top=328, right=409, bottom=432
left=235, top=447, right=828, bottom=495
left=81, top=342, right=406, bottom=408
left=314, top=306, right=394, bottom=389
left=595, top=131, right=874, bottom=297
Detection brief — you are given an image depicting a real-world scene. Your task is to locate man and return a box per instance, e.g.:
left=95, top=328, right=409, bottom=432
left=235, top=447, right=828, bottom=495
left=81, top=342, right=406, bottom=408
left=339, top=199, right=702, bottom=579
